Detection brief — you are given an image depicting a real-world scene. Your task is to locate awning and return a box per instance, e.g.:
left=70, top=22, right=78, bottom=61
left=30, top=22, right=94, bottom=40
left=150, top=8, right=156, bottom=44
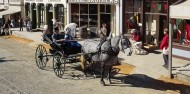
left=170, top=0, right=190, bottom=19
left=0, top=6, right=21, bottom=17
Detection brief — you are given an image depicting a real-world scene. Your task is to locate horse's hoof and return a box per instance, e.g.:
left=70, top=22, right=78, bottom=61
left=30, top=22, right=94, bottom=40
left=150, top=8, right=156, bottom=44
left=100, top=81, right=105, bottom=86
left=109, top=82, right=112, bottom=84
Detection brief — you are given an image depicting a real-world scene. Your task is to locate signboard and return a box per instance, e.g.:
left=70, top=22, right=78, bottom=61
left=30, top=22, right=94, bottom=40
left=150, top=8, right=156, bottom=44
left=9, top=0, right=21, bottom=4
left=68, top=0, right=119, bottom=4
left=25, top=0, right=36, bottom=2
left=36, top=0, right=43, bottom=2
left=48, top=0, right=61, bottom=2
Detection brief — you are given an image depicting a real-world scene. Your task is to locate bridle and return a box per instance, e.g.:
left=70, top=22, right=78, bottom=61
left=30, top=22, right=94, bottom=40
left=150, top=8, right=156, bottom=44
left=101, top=36, right=130, bottom=56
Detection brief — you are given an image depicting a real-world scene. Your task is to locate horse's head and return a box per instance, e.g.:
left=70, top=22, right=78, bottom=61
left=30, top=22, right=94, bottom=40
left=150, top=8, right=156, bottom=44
left=119, top=35, right=132, bottom=56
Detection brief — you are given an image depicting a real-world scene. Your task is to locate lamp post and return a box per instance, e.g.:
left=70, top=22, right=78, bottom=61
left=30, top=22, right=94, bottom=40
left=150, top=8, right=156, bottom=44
left=168, top=0, right=173, bottom=79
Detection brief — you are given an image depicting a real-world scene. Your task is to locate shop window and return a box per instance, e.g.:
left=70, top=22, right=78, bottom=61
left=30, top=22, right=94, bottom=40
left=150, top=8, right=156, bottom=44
left=49, top=6, right=53, bottom=12
left=89, top=4, right=97, bottom=14
left=57, top=6, right=64, bottom=23
left=100, top=5, right=105, bottom=12
left=172, top=19, right=190, bottom=46
left=124, top=0, right=142, bottom=34
left=100, top=4, right=111, bottom=13
left=40, top=5, right=45, bottom=25
left=71, top=4, right=98, bottom=28
left=80, top=4, right=88, bottom=14
left=71, top=4, right=79, bottom=14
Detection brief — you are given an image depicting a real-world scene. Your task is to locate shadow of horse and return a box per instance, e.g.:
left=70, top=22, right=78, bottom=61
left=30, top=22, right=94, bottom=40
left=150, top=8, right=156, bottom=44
left=107, top=74, right=190, bottom=94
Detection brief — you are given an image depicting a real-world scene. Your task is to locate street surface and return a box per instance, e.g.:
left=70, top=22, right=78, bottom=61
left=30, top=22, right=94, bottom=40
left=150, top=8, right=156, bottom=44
left=0, top=36, right=188, bottom=94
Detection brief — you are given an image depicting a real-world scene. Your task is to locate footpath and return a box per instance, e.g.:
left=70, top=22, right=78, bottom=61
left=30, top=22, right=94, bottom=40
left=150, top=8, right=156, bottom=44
left=1, top=28, right=190, bottom=93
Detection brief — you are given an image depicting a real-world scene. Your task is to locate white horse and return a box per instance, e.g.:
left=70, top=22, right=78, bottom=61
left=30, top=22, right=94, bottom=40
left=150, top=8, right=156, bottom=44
left=81, top=35, right=132, bottom=86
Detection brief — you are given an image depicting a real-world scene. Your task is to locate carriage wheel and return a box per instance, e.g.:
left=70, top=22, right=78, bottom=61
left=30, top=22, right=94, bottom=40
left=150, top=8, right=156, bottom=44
left=35, top=45, right=48, bottom=69
left=53, top=51, right=66, bottom=78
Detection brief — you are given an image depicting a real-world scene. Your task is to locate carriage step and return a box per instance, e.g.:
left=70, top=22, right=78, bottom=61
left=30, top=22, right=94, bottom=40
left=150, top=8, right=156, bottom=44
left=67, top=53, right=82, bottom=58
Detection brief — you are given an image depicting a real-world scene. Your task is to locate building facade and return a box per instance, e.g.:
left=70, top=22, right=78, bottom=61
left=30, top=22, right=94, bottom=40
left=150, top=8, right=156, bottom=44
left=24, top=0, right=67, bottom=31
left=67, top=0, right=122, bottom=36
left=0, top=0, right=23, bottom=27
left=123, top=0, right=178, bottom=47
left=170, top=0, right=190, bottom=60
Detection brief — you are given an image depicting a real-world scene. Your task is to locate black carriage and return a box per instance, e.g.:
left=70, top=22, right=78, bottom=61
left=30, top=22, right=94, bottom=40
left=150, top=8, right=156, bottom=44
left=35, top=34, right=82, bottom=78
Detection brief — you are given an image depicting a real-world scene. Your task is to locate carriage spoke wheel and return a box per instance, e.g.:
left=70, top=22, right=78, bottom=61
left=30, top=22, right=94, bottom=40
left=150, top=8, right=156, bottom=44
left=53, top=52, right=65, bottom=78
left=35, top=45, right=48, bottom=69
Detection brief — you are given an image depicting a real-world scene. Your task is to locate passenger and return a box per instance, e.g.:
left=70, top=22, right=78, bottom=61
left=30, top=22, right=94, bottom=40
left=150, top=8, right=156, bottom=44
left=52, top=26, right=65, bottom=44
left=64, top=27, right=73, bottom=40
left=42, top=25, right=52, bottom=39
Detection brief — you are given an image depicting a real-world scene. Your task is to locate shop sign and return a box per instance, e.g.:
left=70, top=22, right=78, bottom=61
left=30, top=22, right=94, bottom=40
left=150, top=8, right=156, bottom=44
left=9, top=0, right=20, bottom=2
left=9, top=0, right=20, bottom=4
left=36, top=0, right=43, bottom=2
left=68, top=0, right=118, bottom=4
left=48, top=0, right=62, bottom=3
left=25, top=0, right=36, bottom=2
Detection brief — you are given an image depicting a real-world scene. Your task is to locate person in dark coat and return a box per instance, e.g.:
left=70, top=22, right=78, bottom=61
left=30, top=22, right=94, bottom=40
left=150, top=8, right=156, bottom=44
left=160, top=28, right=169, bottom=69
left=19, top=17, right=23, bottom=31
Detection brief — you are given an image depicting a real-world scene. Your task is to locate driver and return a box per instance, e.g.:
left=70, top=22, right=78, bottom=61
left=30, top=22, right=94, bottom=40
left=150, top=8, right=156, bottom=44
left=52, top=26, right=65, bottom=44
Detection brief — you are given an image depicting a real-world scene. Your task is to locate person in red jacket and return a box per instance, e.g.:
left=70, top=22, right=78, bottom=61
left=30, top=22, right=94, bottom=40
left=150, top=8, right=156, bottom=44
left=160, top=28, right=169, bottom=69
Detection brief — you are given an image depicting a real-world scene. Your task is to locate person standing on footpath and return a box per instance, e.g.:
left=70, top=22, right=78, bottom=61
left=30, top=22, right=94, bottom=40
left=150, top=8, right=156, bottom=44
left=160, top=28, right=169, bottom=69
left=97, top=23, right=107, bottom=51
left=3, top=21, right=10, bottom=35
left=19, top=17, right=23, bottom=31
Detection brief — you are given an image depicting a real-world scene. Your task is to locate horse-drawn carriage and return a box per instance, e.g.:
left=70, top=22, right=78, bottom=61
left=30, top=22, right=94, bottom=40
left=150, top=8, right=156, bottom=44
left=35, top=23, right=133, bottom=85
left=35, top=33, right=82, bottom=78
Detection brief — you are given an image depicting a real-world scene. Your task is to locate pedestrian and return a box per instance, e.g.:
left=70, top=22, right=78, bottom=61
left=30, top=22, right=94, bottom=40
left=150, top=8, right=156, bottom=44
left=25, top=16, right=29, bottom=27
left=97, top=23, right=107, bottom=51
left=160, top=28, right=169, bottom=69
left=27, top=20, right=32, bottom=32
left=19, top=17, right=23, bottom=31
left=2, top=16, right=5, bottom=33
left=11, top=18, right=14, bottom=28
left=2, top=21, right=10, bottom=35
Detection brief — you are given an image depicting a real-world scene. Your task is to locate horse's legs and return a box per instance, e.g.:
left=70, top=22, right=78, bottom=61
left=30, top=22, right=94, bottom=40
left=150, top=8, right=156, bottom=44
left=107, top=66, right=112, bottom=84
left=81, top=55, right=87, bottom=77
left=91, top=62, right=96, bottom=78
left=100, top=63, right=105, bottom=86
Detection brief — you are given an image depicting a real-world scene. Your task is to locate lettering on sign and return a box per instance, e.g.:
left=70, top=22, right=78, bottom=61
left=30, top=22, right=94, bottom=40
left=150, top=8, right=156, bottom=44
left=48, top=0, right=61, bottom=2
left=36, top=0, right=43, bottom=2
left=9, top=0, right=20, bottom=2
left=68, top=0, right=118, bottom=4
left=25, top=0, right=35, bottom=2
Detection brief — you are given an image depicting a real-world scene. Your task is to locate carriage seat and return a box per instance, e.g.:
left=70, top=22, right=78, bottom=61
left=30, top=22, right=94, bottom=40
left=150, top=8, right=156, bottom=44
left=42, top=34, right=53, bottom=44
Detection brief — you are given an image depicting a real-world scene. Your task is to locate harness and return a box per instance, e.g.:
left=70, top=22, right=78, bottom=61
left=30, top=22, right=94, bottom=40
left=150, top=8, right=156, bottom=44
left=101, top=36, right=122, bottom=56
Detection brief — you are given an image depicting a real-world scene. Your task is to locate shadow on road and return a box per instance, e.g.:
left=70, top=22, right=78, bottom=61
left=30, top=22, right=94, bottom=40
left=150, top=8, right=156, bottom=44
left=0, top=57, right=19, bottom=63
left=109, top=74, right=190, bottom=94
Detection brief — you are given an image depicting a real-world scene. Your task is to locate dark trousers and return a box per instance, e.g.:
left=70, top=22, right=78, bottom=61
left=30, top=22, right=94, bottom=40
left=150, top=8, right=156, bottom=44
left=20, top=25, right=23, bottom=31
left=163, top=54, right=168, bottom=66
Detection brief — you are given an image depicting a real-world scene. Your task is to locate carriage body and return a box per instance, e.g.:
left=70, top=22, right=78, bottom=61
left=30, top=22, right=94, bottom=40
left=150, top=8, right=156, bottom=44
left=35, top=33, right=82, bottom=78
